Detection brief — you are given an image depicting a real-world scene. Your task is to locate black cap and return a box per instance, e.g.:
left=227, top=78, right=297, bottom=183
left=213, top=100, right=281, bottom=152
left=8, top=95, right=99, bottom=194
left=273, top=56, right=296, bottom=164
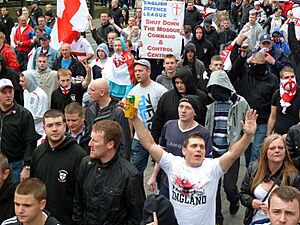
left=179, top=95, right=201, bottom=116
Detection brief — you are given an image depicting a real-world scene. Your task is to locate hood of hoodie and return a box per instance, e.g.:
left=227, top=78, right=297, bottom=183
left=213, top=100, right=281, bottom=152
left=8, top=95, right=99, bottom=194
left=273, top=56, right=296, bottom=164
left=192, top=25, right=206, bottom=42
left=183, top=42, right=196, bottom=61
left=22, top=70, right=38, bottom=92
left=272, top=27, right=284, bottom=37
left=172, top=66, right=197, bottom=95
left=113, top=37, right=126, bottom=51
left=45, top=135, right=77, bottom=152
left=206, top=70, right=236, bottom=93
left=96, top=43, right=109, bottom=59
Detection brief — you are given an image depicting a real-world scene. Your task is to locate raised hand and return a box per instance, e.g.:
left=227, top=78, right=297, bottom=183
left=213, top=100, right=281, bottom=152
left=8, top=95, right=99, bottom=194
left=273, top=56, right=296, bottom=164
left=242, top=109, right=258, bottom=135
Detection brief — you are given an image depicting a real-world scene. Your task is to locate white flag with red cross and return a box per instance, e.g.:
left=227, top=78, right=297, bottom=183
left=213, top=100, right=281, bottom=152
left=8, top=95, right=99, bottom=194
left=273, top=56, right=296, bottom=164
left=50, top=0, right=89, bottom=50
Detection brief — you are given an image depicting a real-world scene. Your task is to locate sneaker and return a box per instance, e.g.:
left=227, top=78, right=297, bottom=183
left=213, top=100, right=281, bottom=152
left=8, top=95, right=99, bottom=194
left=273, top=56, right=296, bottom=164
left=229, top=201, right=240, bottom=215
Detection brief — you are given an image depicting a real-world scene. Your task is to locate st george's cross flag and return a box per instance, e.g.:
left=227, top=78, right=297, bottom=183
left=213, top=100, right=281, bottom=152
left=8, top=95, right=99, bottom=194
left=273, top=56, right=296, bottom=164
left=50, top=0, right=89, bottom=50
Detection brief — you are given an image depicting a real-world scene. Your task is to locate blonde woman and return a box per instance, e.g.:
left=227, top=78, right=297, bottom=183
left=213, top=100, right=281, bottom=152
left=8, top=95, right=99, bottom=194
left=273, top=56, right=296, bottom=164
left=240, top=134, right=300, bottom=225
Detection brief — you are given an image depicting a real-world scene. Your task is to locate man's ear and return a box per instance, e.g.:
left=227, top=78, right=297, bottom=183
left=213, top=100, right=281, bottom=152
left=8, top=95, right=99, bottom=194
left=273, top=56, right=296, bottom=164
left=40, top=199, right=46, bottom=211
left=106, top=140, right=114, bottom=150
left=2, top=169, right=10, bottom=181
left=182, top=147, right=186, bottom=157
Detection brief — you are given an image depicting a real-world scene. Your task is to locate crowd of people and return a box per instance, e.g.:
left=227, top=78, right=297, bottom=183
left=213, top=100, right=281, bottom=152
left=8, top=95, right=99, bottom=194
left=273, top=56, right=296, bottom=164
left=0, top=0, right=300, bottom=224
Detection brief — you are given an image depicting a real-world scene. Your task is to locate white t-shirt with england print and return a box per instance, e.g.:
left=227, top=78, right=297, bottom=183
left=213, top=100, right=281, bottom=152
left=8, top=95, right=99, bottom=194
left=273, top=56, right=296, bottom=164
left=159, top=151, right=225, bottom=225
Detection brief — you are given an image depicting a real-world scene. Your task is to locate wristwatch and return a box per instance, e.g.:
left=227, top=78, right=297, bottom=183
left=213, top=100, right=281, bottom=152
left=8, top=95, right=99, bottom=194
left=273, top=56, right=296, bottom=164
left=24, top=166, right=31, bottom=170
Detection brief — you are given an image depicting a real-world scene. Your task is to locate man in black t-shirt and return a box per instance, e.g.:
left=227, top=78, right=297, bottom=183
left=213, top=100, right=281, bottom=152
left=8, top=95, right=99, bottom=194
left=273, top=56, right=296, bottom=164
left=267, top=66, right=300, bottom=135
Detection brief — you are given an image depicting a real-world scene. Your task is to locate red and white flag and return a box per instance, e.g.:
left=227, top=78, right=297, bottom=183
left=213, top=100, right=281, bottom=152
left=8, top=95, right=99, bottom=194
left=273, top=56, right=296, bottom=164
left=194, top=5, right=217, bottom=18
left=219, top=38, right=237, bottom=71
left=50, top=0, right=89, bottom=50
left=281, top=6, right=300, bottom=40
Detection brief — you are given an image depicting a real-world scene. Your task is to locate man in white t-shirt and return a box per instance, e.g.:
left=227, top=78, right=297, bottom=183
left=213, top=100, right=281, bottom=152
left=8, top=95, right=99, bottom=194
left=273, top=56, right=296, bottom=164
left=127, top=59, right=168, bottom=176
left=129, top=107, right=257, bottom=225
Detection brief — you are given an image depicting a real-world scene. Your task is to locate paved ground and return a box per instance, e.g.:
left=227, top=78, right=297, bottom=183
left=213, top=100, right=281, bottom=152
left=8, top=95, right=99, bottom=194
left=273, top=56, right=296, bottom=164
left=86, top=19, right=247, bottom=225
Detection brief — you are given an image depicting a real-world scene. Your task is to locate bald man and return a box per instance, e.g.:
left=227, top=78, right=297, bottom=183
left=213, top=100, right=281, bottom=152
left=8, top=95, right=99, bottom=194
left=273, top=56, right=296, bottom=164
left=85, top=78, right=131, bottom=160
left=14, top=15, right=33, bottom=71
left=53, top=43, right=86, bottom=78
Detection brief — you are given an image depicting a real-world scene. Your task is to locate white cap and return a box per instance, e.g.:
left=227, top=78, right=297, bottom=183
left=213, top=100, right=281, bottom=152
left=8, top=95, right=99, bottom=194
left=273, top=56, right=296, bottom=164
left=0, top=79, right=13, bottom=90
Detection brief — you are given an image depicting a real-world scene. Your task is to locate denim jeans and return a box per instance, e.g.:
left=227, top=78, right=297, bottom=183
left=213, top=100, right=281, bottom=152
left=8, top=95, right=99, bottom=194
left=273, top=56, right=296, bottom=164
left=10, top=160, right=24, bottom=184
left=250, top=123, right=267, bottom=163
left=131, top=139, right=149, bottom=176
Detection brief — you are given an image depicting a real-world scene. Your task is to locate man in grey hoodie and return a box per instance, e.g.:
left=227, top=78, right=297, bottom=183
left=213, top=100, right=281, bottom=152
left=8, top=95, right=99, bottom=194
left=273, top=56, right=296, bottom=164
left=156, top=54, right=177, bottom=90
left=205, top=70, right=250, bottom=225
left=20, top=70, right=48, bottom=135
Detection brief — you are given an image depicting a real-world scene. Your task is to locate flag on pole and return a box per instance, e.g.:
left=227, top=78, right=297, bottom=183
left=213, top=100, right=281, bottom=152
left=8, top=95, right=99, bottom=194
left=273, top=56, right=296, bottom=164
left=50, top=0, right=89, bottom=50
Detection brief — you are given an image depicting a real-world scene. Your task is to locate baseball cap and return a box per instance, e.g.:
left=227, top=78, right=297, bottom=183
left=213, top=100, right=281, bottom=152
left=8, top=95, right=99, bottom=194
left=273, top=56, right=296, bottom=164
left=39, top=33, right=51, bottom=41
left=0, top=79, right=13, bottom=90
left=259, top=34, right=272, bottom=44
left=134, top=59, right=151, bottom=69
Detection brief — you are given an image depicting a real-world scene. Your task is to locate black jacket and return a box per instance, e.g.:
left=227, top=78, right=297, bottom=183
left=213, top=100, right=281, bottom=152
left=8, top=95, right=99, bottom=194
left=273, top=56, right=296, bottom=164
left=0, top=15, right=14, bottom=44
left=85, top=98, right=131, bottom=160
left=53, top=54, right=86, bottom=78
left=204, top=26, right=219, bottom=54
left=0, top=102, right=38, bottom=165
left=0, top=174, right=16, bottom=224
left=0, top=55, right=23, bottom=105
left=30, top=7, right=43, bottom=22
left=95, top=23, right=115, bottom=42
left=109, top=7, right=122, bottom=27
left=229, top=43, right=278, bottom=124
left=240, top=161, right=300, bottom=223
left=50, top=83, right=86, bottom=112
left=2, top=212, right=61, bottom=225
left=73, top=154, right=145, bottom=225
left=217, top=28, right=237, bottom=51
left=288, top=22, right=300, bottom=83
left=191, top=26, right=214, bottom=68
left=151, top=66, right=207, bottom=143
left=231, top=2, right=242, bottom=23
left=286, top=124, right=300, bottom=170
left=184, top=6, right=203, bottom=30
left=30, top=136, right=87, bottom=225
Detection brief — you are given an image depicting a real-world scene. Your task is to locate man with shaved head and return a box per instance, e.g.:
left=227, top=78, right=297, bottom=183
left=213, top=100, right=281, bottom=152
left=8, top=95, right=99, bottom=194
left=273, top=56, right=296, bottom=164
left=53, top=43, right=86, bottom=78
left=85, top=78, right=131, bottom=160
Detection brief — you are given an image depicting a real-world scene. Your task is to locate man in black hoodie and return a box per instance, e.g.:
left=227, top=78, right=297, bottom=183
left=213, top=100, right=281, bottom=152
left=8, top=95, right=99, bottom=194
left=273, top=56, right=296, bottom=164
left=229, top=35, right=278, bottom=166
left=30, top=110, right=86, bottom=225
left=184, top=0, right=203, bottom=30
left=203, top=17, right=219, bottom=54
left=191, top=25, right=214, bottom=68
left=151, top=66, right=207, bottom=144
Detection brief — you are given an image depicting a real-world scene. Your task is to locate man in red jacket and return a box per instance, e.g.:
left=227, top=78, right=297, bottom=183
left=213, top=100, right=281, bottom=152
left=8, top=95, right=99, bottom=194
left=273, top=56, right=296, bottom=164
left=0, top=32, right=19, bottom=71
left=14, top=15, right=33, bottom=72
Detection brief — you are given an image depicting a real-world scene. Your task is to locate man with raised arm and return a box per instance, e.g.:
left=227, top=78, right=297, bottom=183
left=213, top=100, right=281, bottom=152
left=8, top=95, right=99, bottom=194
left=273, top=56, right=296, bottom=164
left=129, top=107, right=257, bottom=225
